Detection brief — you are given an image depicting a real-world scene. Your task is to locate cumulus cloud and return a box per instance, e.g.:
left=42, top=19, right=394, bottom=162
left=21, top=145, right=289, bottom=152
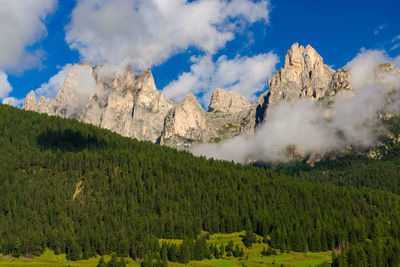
left=191, top=49, right=400, bottom=163
left=0, top=0, right=57, bottom=70
left=0, top=71, right=13, bottom=99
left=162, top=52, right=279, bottom=105
left=34, top=64, right=73, bottom=98
left=65, top=0, right=270, bottom=69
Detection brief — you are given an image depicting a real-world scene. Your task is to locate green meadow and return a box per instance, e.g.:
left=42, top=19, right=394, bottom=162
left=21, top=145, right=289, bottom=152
left=0, top=232, right=331, bottom=266
left=0, top=250, right=139, bottom=267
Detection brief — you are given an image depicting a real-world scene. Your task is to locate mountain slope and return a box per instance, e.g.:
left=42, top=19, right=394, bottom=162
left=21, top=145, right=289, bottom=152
left=1, top=104, right=400, bottom=265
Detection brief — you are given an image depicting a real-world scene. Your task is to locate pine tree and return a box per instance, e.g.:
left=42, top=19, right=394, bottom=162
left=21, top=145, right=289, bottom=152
left=97, top=256, right=105, bottom=267
left=243, top=229, right=257, bottom=248
left=233, top=244, right=240, bottom=257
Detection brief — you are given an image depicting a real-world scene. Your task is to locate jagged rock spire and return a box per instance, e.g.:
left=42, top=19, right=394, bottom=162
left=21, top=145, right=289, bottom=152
left=23, top=90, right=37, bottom=110
left=267, top=42, right=335, bottom=104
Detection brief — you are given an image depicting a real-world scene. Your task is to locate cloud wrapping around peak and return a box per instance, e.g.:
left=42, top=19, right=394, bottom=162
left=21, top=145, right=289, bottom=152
left=162, top=52, right=279, bottom=105
left=35, top=64, right=73, bottom=98
left=65, top=0, right=270, bottom=69
left=192, top=49, right=400, bottom=163
left=0, top=0, right=57, bottom=70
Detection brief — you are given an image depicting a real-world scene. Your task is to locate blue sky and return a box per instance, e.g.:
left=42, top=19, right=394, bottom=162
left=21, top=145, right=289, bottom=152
left=1, top=0, right=399, bottom=105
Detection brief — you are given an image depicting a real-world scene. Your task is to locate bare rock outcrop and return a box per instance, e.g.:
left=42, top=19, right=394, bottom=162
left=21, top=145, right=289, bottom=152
left=23, top=90, right=38, bottom=111
left=161, top=93, right=209, bottom=149
left=208, top=88, right=250, bottom=113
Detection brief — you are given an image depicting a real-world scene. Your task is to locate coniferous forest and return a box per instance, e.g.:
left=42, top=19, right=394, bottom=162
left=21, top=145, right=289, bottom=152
left=1, top=104, right=400, bottom=266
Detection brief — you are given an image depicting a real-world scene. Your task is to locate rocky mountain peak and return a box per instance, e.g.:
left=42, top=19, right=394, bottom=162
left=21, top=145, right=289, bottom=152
left=183, top=92, right=202, bottom=107
left=273, top=42, right=334, bottom=98
left=135, top=69, right=157, bottom=92
left=263, top=43, right=336, bottom=109
left=23, top=90, right=37, bottom=110
left=239, top=43, right=351, bottom=132
left=208, top=88, right=250, bottom=113
left=112, top=67, right=136, bottom=90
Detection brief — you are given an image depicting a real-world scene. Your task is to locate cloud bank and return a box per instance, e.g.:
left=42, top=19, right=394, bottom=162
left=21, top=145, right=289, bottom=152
left=191, top=50, right=400, bottom=163
left=65, top=0, right=270, bottom=69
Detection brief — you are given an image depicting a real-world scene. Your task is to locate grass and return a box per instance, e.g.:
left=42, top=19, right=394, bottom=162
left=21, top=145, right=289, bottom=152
left=0, top=250, right=139, bottom=267
left=0, top=233, right=331, bottom=267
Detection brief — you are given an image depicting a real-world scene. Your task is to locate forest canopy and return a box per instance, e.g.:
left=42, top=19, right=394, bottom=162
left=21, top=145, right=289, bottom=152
left=0, top=104, right=399, bottom=266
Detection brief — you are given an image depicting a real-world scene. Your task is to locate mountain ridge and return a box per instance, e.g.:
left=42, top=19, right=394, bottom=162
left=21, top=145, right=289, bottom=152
left=23, top=43, right=397, bottom=151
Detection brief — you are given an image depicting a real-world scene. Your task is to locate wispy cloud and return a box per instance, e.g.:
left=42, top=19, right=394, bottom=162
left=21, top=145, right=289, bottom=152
left=390, top=43, right=400, bottom=51
left=374, top=23, right=387, bottom=35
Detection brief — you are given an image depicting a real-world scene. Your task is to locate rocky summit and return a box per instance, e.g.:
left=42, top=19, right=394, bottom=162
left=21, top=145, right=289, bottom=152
left=23, top=43, right=367, bottom=149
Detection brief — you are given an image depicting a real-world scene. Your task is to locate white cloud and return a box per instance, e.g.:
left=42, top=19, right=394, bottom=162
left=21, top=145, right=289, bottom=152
left=192, top=49, right=400, bottom=163
left=162, top=52, right=279, bottom=105
left=0, top=0, right=57, bottom=70
left=2, top=97, right=25, bottom=107
left=34, top=64, right=73, bottom=98
left=0, top=71, right=12, bottom=99
left=65, top=0, right=270, bottom=69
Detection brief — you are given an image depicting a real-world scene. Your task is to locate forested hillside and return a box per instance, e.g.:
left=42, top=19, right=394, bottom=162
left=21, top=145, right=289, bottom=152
left=0, top=104, right=400, bottom=266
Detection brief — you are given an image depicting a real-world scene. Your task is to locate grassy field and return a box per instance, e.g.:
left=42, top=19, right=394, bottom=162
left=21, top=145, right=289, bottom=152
left=0, top=232, right=331, bottom=266
left=0, top=250, right=139, bottom=267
